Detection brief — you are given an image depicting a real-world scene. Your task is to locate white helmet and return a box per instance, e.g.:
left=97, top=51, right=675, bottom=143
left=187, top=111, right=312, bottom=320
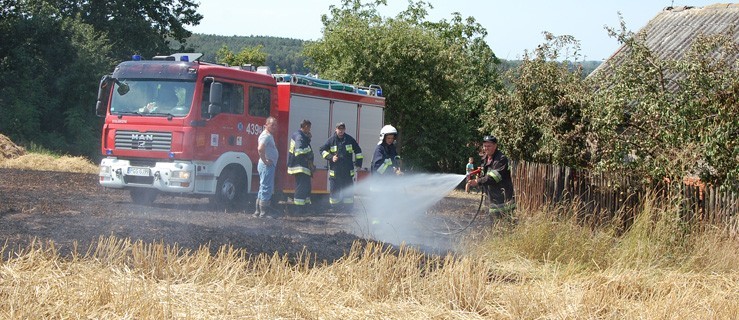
left=379, top=125, right=398, bottom=143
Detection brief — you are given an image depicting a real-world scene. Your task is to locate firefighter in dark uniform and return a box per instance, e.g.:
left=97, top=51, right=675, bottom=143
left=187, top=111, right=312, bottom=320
left=319, top=122, right=363, bottom=210
left=287, top=119, right=314, bottom=214
left=467, top=135, right=516, bottom=222
left=371, top=125, right=403, bottom=176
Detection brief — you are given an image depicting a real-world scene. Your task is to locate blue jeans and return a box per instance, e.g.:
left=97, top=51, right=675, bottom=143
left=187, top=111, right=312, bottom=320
left=257, top=161, right=275, bottom=202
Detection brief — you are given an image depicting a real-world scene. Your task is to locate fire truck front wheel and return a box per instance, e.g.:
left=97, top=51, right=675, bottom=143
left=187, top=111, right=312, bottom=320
left=130, top=188, right=158, bottom=205
left=212, top=167, right=246, bottom=207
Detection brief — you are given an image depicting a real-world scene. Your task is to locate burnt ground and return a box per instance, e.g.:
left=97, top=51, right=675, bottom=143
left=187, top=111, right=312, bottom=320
left=0, top=168, right=489, bottom=263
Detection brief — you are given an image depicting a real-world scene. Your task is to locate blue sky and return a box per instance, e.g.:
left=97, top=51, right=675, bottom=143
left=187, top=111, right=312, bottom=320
left=190, top=0, right=720, bottom=61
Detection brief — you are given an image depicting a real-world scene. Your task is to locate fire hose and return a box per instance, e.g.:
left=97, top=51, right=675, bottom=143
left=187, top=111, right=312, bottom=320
left=426, top=168, right=485, bottom=235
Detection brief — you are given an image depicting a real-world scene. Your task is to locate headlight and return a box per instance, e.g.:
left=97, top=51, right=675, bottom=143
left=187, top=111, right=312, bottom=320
left=171, top=170, right=191, bottom=180
left=99, top=166, right=111, bottom=176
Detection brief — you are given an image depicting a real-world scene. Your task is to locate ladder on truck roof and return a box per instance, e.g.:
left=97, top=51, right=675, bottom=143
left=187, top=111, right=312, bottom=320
left=273, top=74, right=382, bottom=97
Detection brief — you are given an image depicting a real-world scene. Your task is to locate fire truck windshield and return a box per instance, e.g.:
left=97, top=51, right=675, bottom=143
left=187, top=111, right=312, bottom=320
left=109, top=80, right=195, bottom=117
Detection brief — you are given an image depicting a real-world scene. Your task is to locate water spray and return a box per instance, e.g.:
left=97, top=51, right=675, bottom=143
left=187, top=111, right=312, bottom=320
left=345, top=173, right=487, bottom=252
left=419, top=166, right=487, bottom=236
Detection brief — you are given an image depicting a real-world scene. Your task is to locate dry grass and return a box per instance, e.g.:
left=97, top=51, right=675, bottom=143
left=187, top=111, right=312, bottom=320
left=1, top=154, right=737, bottom=318
left=2, top=210, right=737, bottom=319
left=0, top=153, right=98, bottom=174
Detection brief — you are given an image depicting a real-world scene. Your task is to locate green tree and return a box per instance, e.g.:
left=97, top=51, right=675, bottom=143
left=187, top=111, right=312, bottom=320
left=59, top=0, right=202, bottom=60
left=0, top=1, right=114, bottom=158
left=483, top=32, right=591, bottom=168
left=587, top=21, right=738, bottom=190
left=673, top=33, right=739, bottom=189
left=304, top=0, right=500, bottom=172
left=216, top=44, right=268, bottom=67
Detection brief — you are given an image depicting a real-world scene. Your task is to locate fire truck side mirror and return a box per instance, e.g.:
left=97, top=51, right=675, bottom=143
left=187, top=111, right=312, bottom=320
left=95, top=75, right=113, bottom=117
left=208, top=82, right=223, bottom=116
left=95, top=100, right=105, bottom=117
left=116, top=82, right=129, bottom=95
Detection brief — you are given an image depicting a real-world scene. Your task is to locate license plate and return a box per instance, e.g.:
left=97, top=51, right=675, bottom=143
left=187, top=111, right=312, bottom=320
left=127, top=167, right=150, bottom=176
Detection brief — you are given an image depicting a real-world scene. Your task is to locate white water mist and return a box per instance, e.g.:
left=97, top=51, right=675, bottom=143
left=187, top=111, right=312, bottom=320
left=347, top=173, right=467, bottom=252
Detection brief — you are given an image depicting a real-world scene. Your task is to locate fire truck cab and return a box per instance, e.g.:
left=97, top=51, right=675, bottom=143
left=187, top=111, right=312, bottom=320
left=95, top=53, right=385, bottom=206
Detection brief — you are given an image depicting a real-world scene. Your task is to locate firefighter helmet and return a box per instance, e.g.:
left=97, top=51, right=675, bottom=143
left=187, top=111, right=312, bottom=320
left=483, top=135, right=498, bottom=143
left=379, top=125, right=398, bottom=142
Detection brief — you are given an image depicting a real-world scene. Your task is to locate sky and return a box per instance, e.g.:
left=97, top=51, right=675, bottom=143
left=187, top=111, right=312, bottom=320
left=190, top=0, right=722, bottom=61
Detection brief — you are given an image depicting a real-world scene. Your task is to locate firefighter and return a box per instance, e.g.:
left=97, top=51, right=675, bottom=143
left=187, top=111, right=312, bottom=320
left=287, top=119, right=315, bottom=214
left=371, top=124, right=402, bottom=176
left=319, top=122, right=363, bottom=211
left=467, top=135, right=516, bottom=223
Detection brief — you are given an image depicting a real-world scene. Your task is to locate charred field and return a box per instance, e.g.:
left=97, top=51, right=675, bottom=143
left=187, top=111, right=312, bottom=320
left=0, top=168, right=485, bottom=262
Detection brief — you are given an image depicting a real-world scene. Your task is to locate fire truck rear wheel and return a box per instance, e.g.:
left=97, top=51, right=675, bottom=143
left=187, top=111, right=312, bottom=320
left=213, top=167, right=245, bottom=206
left=129, top=188, right=158, bottom=205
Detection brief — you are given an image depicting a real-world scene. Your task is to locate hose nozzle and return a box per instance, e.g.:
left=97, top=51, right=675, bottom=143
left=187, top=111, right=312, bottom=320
left=467, top=167, right=482, bottom=177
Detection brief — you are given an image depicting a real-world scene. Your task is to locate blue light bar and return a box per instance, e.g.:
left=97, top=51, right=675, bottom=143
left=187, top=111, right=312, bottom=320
left=132, top=54, right=142, bottom=61
left=169, top=152, right=175, bottom=158
left=180, top=56, right=189, bottom=62
left=106, top=149, right=113, bottom=155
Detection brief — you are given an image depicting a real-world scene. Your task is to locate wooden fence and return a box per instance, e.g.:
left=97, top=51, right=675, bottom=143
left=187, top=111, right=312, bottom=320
left=510, top=161, right=738, bottom=230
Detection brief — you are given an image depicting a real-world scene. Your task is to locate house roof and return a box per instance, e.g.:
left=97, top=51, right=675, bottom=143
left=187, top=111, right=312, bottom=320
left=590, top=3, right=739, bottom=77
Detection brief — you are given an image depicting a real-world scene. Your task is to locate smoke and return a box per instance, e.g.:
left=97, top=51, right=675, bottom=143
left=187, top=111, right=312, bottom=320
left=347, top=173, right=467, bottom=253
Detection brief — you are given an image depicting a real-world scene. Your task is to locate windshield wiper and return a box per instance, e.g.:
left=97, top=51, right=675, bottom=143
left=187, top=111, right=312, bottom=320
left=115, top=111, right=144, bottom=116
left=148, top=112, right=177, bottom=118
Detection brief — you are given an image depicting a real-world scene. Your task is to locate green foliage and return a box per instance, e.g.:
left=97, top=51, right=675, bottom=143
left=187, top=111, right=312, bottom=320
left=215, top=44, right=267, bottom=66
left=65, top=0, right=203, bottom=61
left=184, top=34, right=310, bottom=74
left=588, top=20, right=739, bottom=190
left=671, top=33, right=739, bottom=190
left=0, top=0, right=195, bottom=160
left=304, top=0, right=501, bottom=172
left=488, top=17, right=736, bottom=191
left=0, top=0, right=113, bottom=159
left=484, top=32, right=591, bottom=168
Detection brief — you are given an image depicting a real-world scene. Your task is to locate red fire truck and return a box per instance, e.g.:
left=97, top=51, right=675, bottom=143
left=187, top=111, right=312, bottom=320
left=96, top=53, right=385, bottom=206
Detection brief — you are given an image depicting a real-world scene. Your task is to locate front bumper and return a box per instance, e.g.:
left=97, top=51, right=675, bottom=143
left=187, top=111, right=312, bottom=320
left=98, top=157, right=195, bottom=193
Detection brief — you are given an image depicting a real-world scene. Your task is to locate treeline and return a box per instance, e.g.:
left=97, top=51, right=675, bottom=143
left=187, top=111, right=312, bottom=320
left=184, top=34, right=310, bottom=74
left=185, top=34, right=602, bottom=76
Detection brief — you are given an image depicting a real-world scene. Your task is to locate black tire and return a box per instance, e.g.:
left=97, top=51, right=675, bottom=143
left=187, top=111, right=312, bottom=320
left=130, top=188, right=158, bottom=205
left=212, top=167, right=245, bottom=207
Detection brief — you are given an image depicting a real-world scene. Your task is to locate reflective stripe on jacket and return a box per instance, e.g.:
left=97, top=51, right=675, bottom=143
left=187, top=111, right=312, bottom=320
left=371, top=142, right=400, bottom=175
left=319, top=133, right=363, bottom=175
left=287, top=130, right=314, bottom=175
left=477, top=149, right=515, bottom=206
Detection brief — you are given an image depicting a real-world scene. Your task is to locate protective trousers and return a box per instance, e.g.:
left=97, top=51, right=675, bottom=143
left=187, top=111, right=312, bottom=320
left=293, top=173, right=312, bottom=206
left=329, top=174, right=354, bottom=206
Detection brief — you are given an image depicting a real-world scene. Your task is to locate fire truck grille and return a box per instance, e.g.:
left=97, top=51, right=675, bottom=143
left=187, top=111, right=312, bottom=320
left=115, top=130, right=172, bottom=151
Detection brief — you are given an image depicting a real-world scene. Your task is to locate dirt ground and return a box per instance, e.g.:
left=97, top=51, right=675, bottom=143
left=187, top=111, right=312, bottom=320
left=0, top=168, right=487, bottom=262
